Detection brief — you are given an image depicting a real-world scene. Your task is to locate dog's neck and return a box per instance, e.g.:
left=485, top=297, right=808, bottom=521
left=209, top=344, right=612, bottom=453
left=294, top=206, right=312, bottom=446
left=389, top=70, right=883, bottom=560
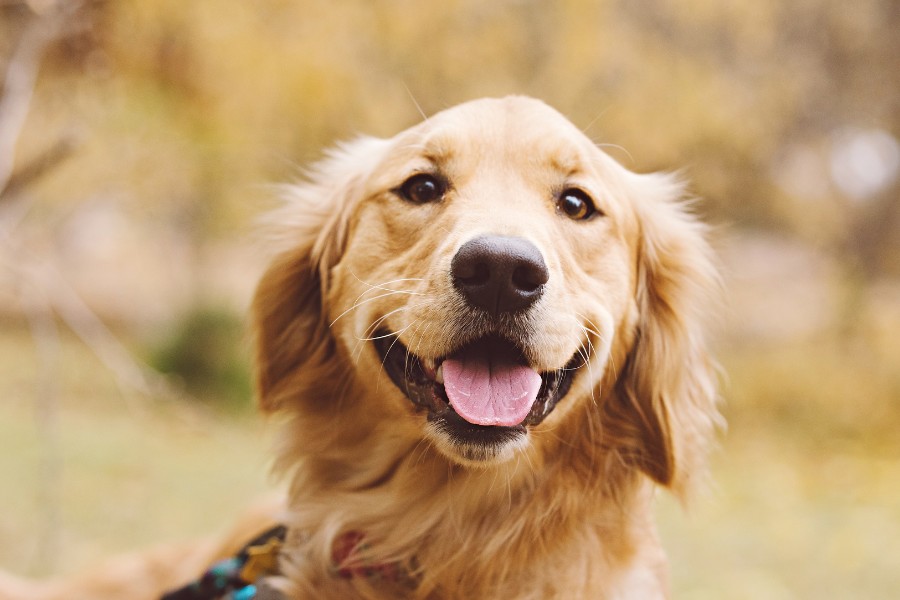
left=271, top=397, right=662, bottom=598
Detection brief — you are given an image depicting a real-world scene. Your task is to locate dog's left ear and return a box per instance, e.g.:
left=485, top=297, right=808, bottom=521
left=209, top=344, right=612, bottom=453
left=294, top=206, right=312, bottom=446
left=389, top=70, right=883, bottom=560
left=607, top=173, right=721, bottom=493
left=252, top=137, right=390, bottom=412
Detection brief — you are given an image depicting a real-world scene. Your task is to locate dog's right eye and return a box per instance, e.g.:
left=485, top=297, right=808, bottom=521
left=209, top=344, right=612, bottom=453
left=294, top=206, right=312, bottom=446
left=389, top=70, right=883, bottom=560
left=397, top=174, right=446, bottom=204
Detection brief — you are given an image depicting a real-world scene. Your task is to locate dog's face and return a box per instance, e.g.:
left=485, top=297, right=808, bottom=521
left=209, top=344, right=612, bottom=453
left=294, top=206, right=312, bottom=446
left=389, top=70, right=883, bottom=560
left=255, top=97, right=718, bottom=489
left=331, top=99, right=640, bottom=466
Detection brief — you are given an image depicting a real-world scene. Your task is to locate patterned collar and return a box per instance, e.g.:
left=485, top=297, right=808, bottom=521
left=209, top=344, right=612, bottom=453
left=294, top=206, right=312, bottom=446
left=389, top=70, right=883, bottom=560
left=160, top=525, right=286, bottom=600
left=161, top=526, right=414, bottom=600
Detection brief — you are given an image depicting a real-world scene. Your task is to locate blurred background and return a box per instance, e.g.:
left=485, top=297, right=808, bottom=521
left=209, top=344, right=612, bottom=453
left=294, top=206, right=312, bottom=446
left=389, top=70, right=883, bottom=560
left=1, top=1, right=898, bottom=598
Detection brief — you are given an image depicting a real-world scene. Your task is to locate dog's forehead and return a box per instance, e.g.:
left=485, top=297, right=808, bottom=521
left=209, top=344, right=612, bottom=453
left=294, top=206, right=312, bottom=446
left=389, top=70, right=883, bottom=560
left=399, top=97, right=597, bottom=174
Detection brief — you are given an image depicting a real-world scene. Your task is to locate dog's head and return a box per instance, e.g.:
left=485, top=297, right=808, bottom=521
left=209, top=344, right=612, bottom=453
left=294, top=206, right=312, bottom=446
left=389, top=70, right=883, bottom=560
left=253, top=96, right=719, bottom=491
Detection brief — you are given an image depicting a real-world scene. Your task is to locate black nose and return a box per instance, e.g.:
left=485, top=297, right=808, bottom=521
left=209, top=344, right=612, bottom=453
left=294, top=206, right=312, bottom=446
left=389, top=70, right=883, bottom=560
left=451, top=235, right=549, bottom=316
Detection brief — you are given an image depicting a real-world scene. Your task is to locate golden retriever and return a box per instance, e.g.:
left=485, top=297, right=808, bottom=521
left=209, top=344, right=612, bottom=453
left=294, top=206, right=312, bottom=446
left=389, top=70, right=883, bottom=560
left=0, top=96, right=720, bottom=599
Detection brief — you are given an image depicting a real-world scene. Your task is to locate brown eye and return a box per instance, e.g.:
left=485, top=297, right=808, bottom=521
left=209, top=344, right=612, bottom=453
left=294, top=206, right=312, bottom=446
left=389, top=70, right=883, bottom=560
left=398, top=173, right=446, bottom=204
left=557, top=188, right=597, bottom=221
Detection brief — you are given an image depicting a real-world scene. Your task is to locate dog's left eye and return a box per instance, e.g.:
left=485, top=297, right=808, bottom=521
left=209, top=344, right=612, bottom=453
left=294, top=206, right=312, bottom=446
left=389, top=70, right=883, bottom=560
left=557, top=188, right=598, bottom=221
left=398, top=174, right=447, bottom=204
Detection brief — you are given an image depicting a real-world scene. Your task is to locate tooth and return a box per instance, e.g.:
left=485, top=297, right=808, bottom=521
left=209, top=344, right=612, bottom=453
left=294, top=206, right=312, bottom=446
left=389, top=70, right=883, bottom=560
left=435, top=364, right=444, bottom=384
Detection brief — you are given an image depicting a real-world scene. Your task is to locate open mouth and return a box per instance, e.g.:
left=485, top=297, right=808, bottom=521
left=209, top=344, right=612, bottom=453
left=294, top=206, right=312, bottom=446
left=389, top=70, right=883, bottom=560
left=373, top=329, right=580, bottom=448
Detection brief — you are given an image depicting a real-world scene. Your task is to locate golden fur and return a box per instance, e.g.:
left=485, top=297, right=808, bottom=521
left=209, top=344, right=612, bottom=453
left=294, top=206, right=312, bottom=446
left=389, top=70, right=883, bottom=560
left=255, top=96, right=721, bottom=598
left=0, top=96, right=720, bottom=599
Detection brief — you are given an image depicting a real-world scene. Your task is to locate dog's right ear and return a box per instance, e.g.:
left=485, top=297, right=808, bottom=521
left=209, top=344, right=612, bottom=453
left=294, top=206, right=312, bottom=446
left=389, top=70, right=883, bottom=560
left=252, top=137, right=390, bottom=412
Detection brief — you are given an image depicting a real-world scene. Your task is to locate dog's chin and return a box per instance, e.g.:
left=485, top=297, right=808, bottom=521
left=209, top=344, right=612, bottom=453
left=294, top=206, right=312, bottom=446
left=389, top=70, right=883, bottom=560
left=372, top=329, right=580, bottom=467
left=425, top=410, right=529, bottom=467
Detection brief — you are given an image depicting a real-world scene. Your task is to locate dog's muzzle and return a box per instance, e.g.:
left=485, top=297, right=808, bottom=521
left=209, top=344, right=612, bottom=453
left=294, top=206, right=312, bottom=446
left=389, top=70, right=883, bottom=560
left=372, top=235, right=583, bottom=456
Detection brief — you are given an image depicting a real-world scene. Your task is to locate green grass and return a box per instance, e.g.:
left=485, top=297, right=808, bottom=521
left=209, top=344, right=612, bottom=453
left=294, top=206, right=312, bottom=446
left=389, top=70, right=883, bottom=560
left=0, top=327, right=274, bottom=577
left=659, top=335, right=900, bottom=599
left=1, top=326, right=899, bottom=598
left=660, top=429, right=900, bottom=599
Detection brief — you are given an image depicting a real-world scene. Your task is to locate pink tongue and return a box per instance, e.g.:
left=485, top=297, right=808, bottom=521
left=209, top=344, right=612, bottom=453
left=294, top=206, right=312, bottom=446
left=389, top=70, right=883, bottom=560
left=442, top=346, right=542, bottom=427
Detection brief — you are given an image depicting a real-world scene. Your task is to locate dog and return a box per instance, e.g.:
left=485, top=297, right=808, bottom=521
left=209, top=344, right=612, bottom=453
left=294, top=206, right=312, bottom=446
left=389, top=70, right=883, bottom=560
left=0, top=96, right=720, bottom=599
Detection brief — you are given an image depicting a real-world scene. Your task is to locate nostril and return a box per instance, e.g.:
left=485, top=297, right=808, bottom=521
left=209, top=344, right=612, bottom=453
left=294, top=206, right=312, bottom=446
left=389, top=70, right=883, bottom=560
left=512, top=262, right=549, bottom=293
left=454, top=261, right=490, bottom=286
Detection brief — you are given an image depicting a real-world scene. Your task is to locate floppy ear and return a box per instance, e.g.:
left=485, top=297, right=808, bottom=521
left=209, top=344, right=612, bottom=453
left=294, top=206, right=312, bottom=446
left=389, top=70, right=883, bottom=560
left=606, top=173, right=721, bottom=493
left=252, top=137, right=390, bottom=412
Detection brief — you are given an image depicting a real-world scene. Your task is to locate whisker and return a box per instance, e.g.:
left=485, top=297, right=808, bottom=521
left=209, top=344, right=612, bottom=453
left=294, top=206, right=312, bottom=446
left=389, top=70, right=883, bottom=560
left=581, top=106, right=610, bottom=136
left=487, top=458, right=503, bottom=497
left=403, top=82, right=429, bottom=123
left=351, top=274, right=426, bottom=295
left=362, top=328, right=405, bottom=342
left=578, top=327, right=606, bottom=486
left=373, top=325, right=414, bottom=396
left=596, top=142, right=635, bottom=165
left=605, top=344, right=618, bottom=382
left=351, top=310, right=399, bottom=365
left=520, top=446, right=537, bottom=478
left=410, top=437, right=431, bottom=468
left=405, top=317, right=431, bottom=381
left=345, top=270, right=424, bottom=313
left=579, top=323, right=603, bottom=339
left=330, top=290, right=416, bottom=328
left=403, top=325, right=414, bottom=382
left=578, top=336, right=598, bottom=407
left=357, top=306, right=410, bottom=342
left=407, top=325, right=425, bottom=381
left=410, top=319, right=435, bottom=366
left=583, top=318, right=618, bottom=382
left=575, top=312, right=605, bottom=340
left=575, top=311, right=619, bottom=378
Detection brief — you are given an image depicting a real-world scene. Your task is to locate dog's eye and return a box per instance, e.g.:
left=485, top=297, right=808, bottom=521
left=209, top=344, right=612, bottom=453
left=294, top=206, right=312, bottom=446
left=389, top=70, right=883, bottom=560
left=398, top=174, right=446, bottom=204
left=557, top=188, right=597, bottom=221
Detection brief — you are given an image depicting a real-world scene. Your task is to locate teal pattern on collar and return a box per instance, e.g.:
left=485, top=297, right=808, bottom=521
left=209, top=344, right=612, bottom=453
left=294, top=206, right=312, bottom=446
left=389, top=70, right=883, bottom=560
left=160, top=525, right=286, bottom=600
